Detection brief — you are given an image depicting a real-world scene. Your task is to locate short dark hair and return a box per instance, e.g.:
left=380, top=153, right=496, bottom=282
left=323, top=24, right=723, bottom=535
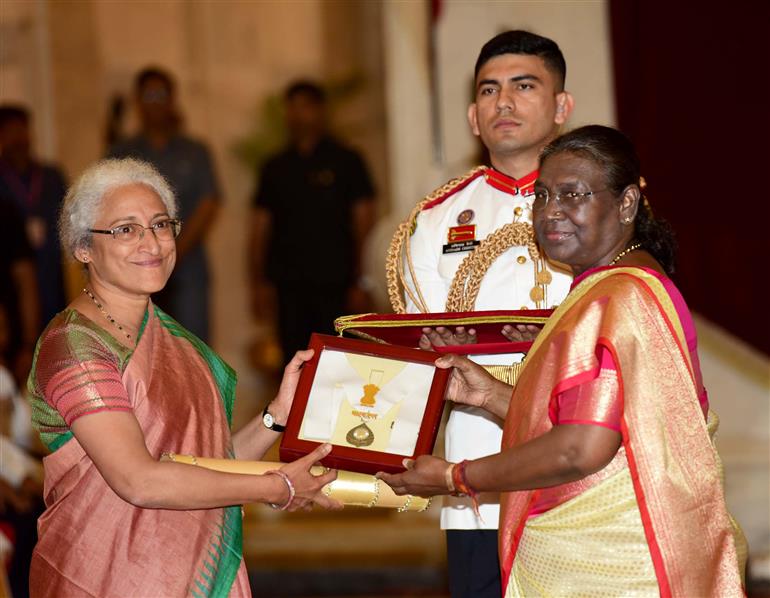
left=0, top=105, right=30, bottom=129
left=540, top=125, right=677, bottom=275
left=284, top=80, right=325, bottom=104
left=475, top=30, right=567, bottom=90
left=135, top=67, right=175, bottom=94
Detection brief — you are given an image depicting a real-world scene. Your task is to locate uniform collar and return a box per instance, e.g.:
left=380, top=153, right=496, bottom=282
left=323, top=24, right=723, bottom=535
left=483, top=166, right=538, bottom=197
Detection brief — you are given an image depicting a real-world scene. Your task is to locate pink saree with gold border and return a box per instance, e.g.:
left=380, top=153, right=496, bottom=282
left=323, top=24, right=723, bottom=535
left=27, top=305, right=250, bottom=597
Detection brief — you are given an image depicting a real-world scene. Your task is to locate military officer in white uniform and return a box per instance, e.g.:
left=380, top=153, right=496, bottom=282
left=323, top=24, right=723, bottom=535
left=385, top=31, right=575, bottom=598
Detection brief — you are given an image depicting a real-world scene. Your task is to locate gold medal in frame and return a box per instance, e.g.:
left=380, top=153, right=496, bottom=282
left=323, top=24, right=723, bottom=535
left=280, top=334, right=450, bottom=475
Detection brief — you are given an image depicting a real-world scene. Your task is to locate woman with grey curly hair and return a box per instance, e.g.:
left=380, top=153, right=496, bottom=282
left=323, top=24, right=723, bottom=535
left=27, top=158, right=340, bottom=597
left=58, top=157, right=178, bottom=257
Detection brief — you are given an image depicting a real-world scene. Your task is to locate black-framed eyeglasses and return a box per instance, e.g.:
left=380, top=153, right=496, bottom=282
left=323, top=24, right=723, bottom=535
left=89, top=219, right=182, bottom=243
left=532, top=188, right=608, bottom=213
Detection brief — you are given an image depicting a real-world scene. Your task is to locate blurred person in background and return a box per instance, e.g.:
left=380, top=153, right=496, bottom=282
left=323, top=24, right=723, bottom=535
left=0, top=195, right=40, bottom=386
left=0, top=105, right=66, bottom=340
left=1, top=303, right=44, bottom=598
left=249, top=80, right=376, bottom=364
left=108, top=67, right=220, bottom=342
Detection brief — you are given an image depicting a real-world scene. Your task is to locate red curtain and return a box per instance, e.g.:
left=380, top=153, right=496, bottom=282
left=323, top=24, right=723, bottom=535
left=610, top=0, right=770, bottom=355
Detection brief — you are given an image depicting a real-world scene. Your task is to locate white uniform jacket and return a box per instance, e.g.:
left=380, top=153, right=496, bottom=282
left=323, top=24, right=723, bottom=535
left=403, top=166, right=572, bottom=530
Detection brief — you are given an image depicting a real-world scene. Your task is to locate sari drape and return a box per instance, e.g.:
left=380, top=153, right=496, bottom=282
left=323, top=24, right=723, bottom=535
left=28, top=305, right=250, bottom=597
left=499, top=267, right=745, bottom=597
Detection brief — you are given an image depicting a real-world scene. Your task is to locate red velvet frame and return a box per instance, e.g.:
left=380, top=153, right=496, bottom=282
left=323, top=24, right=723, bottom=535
left=279, top=333, right=450, bottom=475
left=334, top=309, right=554, bottom=355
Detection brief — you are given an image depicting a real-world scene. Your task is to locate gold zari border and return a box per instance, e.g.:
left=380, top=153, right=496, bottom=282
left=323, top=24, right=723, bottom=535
left=334, top=313, right=550, bottom=336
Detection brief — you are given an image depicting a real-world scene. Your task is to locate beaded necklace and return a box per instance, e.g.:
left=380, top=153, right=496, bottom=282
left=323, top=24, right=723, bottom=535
left=82, top=287, right=133, bottom=343
left=609, top=242, right=643, bottom=266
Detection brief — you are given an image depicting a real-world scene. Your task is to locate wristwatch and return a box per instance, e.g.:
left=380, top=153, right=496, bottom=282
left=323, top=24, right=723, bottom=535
left=262, top=406, right=286, bottom=432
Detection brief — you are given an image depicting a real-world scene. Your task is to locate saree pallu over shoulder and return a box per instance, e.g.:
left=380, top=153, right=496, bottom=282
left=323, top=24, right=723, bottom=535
left=499, top=267, right=745, bottom=597
left=31, top=305, right=249, bottom=598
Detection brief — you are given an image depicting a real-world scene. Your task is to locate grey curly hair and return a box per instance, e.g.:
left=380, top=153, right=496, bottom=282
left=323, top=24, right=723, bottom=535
left=59, top=158, right=178, bottom=258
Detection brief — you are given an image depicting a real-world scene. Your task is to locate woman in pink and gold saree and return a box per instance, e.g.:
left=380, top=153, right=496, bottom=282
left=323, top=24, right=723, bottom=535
left=379, top=126, right=746, bottom=597
left=27, top=158, right=340, bottom=598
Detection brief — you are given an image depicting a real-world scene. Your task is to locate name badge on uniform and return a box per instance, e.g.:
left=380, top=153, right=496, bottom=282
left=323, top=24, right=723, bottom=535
left=443, top=224, right=480, bottom=254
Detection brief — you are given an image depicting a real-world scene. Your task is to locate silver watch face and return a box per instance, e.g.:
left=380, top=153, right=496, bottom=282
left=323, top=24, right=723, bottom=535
left=263, top=412, right=275, bottom=428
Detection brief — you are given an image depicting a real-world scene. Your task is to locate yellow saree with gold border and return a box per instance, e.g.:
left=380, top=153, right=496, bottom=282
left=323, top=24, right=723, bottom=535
left=499, top=267, right=746, bottom=597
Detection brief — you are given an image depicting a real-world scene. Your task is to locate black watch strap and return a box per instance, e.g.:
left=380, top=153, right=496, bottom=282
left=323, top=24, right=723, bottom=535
left=262, top=406, right=286, bottom=432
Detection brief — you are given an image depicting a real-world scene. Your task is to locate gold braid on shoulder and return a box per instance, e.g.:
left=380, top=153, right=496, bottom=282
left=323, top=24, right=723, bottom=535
left=444, top=222, right=541, bottom=312
left=386, top=167, right=486, bottom=314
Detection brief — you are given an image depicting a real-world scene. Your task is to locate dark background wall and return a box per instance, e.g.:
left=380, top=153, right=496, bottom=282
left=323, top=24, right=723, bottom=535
left=610, top=1, right=769, bottom=356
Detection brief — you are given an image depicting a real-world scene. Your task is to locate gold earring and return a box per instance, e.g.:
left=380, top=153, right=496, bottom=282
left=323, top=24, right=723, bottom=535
left=623, top=217, right=632, bottom=224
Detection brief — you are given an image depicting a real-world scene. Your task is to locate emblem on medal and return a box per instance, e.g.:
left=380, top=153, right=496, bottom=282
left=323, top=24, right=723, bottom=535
left=346, top=371, right=383, bottom=447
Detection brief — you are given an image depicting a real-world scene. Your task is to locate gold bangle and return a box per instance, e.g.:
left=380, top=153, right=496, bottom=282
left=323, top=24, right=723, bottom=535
left=445, top=463, right=456, bottom=494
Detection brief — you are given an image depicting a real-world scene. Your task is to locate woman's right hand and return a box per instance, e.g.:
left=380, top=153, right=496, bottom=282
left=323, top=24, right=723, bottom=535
left=274, top=443, right=343, bottom=512
left=435, top=353, right=504, bottom=409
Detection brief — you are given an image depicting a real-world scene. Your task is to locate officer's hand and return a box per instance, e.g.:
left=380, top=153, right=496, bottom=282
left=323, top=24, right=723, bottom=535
left=418, top=326, right=477, bottom=350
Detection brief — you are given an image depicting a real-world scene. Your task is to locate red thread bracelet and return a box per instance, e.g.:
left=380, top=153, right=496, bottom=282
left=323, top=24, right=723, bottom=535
left=452, top=460, right=481, bottom=517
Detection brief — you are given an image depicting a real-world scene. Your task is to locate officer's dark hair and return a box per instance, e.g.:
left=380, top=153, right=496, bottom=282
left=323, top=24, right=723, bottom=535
left=135, top=67, right=175, bottom=95
left=540, top=125, right=677, bottom=275
left=285, top=80, right=326, bottom=104
left=0, top=105, right=30, bottom=129
left=474, top=30, right=567, bottom=91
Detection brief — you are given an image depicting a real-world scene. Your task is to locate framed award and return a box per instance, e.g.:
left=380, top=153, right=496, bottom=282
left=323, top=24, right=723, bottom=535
left=279, top=333, right=451, bottom=475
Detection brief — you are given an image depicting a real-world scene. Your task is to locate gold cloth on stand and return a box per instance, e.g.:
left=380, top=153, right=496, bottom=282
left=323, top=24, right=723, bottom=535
left=161, top=454, right=430, bottom=512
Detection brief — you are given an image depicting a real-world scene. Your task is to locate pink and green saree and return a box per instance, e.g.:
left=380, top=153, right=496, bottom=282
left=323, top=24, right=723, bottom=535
left=27, top=303, right=250, bottom=597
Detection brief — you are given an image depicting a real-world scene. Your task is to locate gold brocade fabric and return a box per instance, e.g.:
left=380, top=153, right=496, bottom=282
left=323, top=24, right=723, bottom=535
left=499, top=267, right=746, bottom=598
left=483, top=362, right=524, bottom=385
left=506, top=467, right=657, bottom=597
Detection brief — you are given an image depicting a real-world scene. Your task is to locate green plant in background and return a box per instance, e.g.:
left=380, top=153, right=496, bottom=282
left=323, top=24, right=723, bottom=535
left=232, top=71, right=367, bottom=174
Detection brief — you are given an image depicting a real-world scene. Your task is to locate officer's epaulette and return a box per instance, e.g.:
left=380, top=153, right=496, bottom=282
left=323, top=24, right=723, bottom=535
left=420, top=166, right=487, bottom=211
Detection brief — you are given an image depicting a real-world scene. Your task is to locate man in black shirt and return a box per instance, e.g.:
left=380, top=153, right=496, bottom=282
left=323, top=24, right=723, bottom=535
left=249, top=81, right=376, bottom=362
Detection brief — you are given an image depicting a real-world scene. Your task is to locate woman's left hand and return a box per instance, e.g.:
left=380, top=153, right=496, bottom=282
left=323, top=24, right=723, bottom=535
left=376, top=455, right=451, bottom=497
left=269, top=348, right=314, bottom=423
